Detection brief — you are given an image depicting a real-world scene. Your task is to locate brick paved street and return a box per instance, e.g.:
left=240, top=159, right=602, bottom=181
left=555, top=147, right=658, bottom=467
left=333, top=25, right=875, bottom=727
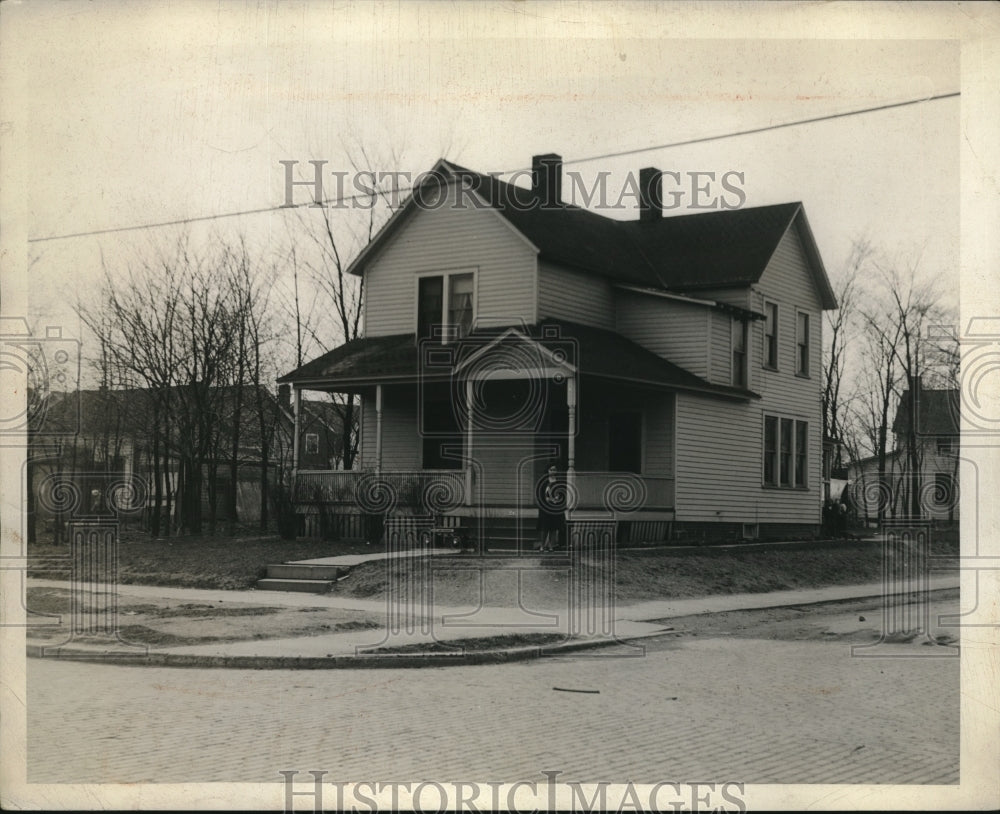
left=27, top=607, right=959, bottom=787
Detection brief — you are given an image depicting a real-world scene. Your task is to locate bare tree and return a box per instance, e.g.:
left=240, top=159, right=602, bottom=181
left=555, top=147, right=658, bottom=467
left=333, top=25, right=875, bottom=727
left=291, top=148, right=402, bottom=469
left=822, top=239, right=867, bottom=472
left=80, top=235, right=252, bottom=535
left=849, top=249, right=952, bottom=522
left=852, top=300, right=904, bottom=523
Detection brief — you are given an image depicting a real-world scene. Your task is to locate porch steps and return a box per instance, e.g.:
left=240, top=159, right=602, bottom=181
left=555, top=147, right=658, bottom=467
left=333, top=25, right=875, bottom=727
left=255, top=563, right=347, bottom=594
left=474, top=516, right=533, bottom=549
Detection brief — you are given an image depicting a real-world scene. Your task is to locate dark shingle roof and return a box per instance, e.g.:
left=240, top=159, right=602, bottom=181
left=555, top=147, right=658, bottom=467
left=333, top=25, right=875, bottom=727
left=623, top=203, right=805, bottom=291
left=279, top=319, right=756, bottom=401
left=893, top=388, right=960, bottom=437
left=427, top=161, right=835, bottom=305
left=278, top=334, right=421, bottom=386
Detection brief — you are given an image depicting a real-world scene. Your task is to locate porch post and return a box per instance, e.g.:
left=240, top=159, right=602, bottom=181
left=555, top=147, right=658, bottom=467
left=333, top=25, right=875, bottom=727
left=465, top=377, right=474, bottom=506
left=375, top=384, right=383, bottom=475
left=566, top=374, right=577, bottom=498
left=292, top=386, right=302, bottom=475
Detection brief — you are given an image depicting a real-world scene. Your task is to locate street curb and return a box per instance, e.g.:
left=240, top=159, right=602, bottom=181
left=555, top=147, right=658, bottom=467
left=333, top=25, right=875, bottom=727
left=24, top=628, right=661, bottom=670
left=24, top=584, right=959, bottom=670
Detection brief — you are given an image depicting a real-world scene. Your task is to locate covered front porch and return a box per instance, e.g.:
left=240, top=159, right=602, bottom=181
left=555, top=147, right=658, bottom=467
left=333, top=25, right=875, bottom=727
left=278, top=320, right=748, bottom=543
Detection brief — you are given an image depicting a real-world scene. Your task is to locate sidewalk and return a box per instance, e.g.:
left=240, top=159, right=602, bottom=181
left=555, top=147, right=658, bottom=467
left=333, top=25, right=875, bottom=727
left=25, top=572, right=959, bottom=668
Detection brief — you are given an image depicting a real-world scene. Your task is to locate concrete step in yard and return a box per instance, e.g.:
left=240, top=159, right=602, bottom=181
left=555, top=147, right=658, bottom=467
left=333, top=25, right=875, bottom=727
left=265, top=563, right=346, bottom=581
left=255, top=577, right=335, bottom=594
left=255, top=562, right=348, bottom=593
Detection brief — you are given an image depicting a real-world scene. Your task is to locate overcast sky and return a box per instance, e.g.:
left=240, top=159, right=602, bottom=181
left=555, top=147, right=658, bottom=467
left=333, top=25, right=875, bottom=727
left=1, top=2, right=977, bottom=369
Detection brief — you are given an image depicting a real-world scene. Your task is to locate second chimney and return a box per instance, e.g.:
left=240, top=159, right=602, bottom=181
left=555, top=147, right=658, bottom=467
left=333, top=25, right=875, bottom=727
left=532, top=153, right=562, bottom=208
left=639, top=167, right=663, bottom=222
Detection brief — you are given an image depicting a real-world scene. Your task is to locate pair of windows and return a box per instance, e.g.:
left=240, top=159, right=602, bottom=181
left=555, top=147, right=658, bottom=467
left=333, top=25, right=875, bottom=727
left=417, top=272, right=474, bottom=341
left=763, top=416, right=808, bottom=488
left=762, top=302, right=810, bottom=376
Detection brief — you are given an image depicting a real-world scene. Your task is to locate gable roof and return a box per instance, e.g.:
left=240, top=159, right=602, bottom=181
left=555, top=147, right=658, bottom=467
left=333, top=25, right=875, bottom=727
left=347, top=158, right=837, bottom=309
left=893, top=388, right=960, bottom=437
left=278, top=318, right=756, bottom=401
left=34, top=385, right=292, bottom=439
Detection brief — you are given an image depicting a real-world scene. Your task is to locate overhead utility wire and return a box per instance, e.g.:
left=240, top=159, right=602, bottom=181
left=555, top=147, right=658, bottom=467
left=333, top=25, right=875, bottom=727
left=28, top=91, right=959, bottom=244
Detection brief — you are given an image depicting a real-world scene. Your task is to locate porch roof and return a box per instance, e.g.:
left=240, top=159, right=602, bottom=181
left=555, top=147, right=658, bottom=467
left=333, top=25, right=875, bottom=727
left=279, top=319, right=758, bottom=401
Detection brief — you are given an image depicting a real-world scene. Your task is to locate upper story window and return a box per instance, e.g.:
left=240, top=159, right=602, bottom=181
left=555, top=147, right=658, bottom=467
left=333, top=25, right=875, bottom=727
left=417, top=276, right=443, bottom=340
left=763, top=302, right=778, bottom=369
left=732, top=319, right=748, bottom=387
left=417, top=271, right=475, bottom=341
left=796, top=311, right=810, bottom=376
left=448, top=274, right=474, bottom=338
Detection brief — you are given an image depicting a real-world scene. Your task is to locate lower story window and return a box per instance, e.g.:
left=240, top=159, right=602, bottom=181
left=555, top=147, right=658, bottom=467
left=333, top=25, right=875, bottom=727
left=763, top=416, right=778, bottom=486
left=608, top=411, right=643, bottom=473
left=764, top=414, right=808, bottom=488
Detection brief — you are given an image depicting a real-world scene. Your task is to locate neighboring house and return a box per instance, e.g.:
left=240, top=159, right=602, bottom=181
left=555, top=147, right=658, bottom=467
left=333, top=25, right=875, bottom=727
left=279, top=153, right=838, bottom=542
left=847, top=384, right=960, bottom=523
left=277, top=384, right=347, bottom=470
left=27, top=385, right=339, bottom=538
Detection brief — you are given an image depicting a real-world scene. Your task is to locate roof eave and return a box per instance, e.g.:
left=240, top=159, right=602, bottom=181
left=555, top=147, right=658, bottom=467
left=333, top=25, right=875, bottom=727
left=345, top=158, right=455, bottom=277
left=792, top=206, right=838, bottom=310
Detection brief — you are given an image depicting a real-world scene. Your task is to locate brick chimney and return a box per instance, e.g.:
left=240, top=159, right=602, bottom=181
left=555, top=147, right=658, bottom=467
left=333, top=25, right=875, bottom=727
left=639, top=167, right=663, bottom=222
left=531, top=153, right=562, bottom=208
left=278, top=383, right=291, bottom=411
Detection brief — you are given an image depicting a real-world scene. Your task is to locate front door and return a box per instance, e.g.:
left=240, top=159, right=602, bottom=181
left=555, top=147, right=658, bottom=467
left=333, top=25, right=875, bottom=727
left=533, top=378, right=569, bottom=483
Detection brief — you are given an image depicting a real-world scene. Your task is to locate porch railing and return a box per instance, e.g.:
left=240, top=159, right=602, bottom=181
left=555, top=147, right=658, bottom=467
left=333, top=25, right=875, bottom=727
left=572, top=472, right=674, bottom=512
left=294, top=469, right=674, bottom=513
left=293, top=469, right=468, bottom=514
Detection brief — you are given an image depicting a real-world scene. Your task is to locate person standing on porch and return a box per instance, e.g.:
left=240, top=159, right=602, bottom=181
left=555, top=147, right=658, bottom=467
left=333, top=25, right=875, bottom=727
left=536, top=465, right=565, bottom=552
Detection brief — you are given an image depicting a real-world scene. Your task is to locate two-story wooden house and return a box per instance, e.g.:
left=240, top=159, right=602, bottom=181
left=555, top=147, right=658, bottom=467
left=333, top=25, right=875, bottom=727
left=279, top=154, right=837, bottom=543
left=847, top=383, right=960, bottom=523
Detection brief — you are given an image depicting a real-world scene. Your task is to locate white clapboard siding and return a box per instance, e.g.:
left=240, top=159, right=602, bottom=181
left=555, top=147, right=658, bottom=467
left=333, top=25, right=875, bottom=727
left=364, top=184, right=538, bottom=337
left=615, top=290, right=709, bottom=379
left=360, top=386, right=422, bottom=470
left=750, top=220, right=823, bottom=415
left=708, top=310, right=734, bottom=387
left=674, top=220, right=824, bottom=525
left=710, top=288, right=751, bottom=308
left=537, top=261, right=615, bottom=329
left=674, top=393, right=820, bottom=524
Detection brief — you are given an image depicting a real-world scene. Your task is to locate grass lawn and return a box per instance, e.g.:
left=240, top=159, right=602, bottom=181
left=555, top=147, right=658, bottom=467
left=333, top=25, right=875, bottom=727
left=334, top=533, right=960, bottom=607
left=27, top=526, right=959, bottom=601
left=28, top=531, right=387, bottom=591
